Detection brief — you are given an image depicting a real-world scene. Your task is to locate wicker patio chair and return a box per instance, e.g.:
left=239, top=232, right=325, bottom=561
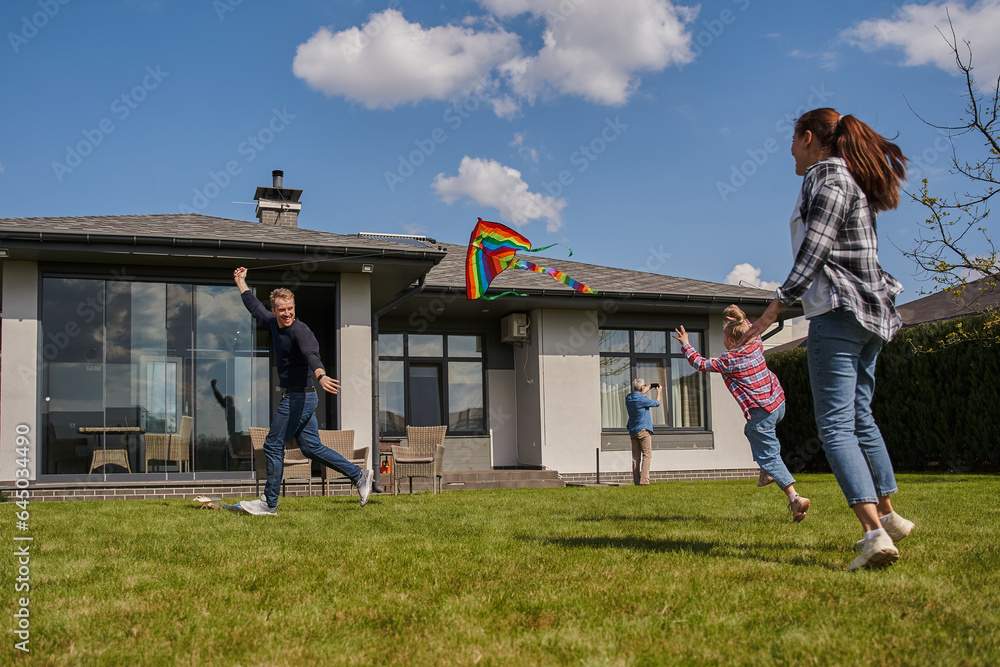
left=248, top=426, right=313, bottom=497
left=317, top=429, right=370, bottom=496
left=391, top=425, right=447, bottom=495
left=144, top=415, right=192, bottom=473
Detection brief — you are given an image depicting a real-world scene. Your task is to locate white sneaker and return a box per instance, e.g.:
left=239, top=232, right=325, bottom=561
left=848, top=529, right=899, bottom=571
left=357, top=469, right=373, bottom=508
left=854, top=512, right=914, bottom=550
left=239, top=498, right=277, bottom=516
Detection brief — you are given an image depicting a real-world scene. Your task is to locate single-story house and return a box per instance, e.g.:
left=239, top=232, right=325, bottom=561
left=0, top=171, right=802, bottom=498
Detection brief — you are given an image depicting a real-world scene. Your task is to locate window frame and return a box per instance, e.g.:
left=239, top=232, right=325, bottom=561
left=599, top=328, right=709, bottom=433
left=378, top=332, right=488, bottom=436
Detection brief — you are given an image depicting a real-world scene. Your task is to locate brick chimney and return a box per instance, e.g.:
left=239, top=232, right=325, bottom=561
left=254, top=170, right=303, bottom=228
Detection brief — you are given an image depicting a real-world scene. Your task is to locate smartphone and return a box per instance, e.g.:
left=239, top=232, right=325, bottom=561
left=649, top=382, right=660, bottom=388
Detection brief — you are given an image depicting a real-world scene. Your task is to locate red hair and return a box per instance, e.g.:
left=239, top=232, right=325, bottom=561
left=795, top=108, right=907, bottom=212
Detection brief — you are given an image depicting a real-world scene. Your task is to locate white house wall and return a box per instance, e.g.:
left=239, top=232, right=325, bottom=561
left=486, top=368, right=517, bottom=467
left=536, top=309, right=603, bottom=474
left=1, top=261, right=40, bottom=481
left=512, top=307, right=754, bottom=476
left=338, top=274, right=373, bottom=449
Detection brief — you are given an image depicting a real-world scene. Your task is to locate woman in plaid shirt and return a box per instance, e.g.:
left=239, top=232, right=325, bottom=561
left=738, top=108, right=915, bottom=571
left=674, top=305, right=810, bottom=521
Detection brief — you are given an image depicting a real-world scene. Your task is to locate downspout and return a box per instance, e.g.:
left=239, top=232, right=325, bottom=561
left=371, top=276, right=426, bottom=490
left=761, top=319, right=785, bottom=341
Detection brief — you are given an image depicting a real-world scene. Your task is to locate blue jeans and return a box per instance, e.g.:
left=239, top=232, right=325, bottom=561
left=263, top=391, right=362, bottom=508
left=807, top=309, right=898, bottom=506
left=744, top=404, right=795, bottom=490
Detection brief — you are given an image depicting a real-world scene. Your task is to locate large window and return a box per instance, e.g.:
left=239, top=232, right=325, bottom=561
left=599, top=329, right=706, bottom=430
left=40, top=277, right=270, bottom=478
left=378, top=333, right=485, bottom=436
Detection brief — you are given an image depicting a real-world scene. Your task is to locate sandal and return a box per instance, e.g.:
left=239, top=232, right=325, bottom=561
left=787, top=495, right=810, bottom=523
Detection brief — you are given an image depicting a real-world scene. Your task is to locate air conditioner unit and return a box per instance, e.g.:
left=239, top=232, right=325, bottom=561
left=501, top=313, right=529, bottom=343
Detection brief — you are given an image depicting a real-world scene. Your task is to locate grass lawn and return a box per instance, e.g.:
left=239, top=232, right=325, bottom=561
left=3, top=473, right=999, bottom=666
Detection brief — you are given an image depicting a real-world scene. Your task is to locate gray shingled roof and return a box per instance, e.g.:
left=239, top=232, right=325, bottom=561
left=0, top=214, right=779, bottom=303
left=0, top=214, right=442, bottom=255
left=896, top=276, right=1000, bottom=325
left=425, top=241, right=776, bottom=301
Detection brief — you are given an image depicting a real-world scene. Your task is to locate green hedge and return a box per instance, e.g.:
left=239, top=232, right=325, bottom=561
left=767, top=313, right=1000, bottom=472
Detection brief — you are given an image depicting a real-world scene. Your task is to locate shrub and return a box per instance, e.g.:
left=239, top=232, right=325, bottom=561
left=766, top=313, right=1000, bottom=472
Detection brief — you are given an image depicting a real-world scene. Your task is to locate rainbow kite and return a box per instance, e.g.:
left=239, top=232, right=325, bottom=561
left=466, top=218, right=596, bottom=300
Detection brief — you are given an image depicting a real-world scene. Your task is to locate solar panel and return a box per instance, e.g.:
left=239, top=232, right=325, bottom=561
left=358, top=233, right=430, bottom=247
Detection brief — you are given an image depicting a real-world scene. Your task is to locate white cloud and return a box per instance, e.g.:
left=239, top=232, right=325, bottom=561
left=788, top=49, right=838, bottom=70
left=724, top=263, right=780, bottom=291
left=432, top=156, right=566, bottom=231
left=841, top=1, right=1000, bottom=83
left=486, top=0, right=698, bottom=105
left=403, top=223, right=427, bottom=236
left=293, top=1, right=699, bottom=112
left=489, top=95, right=521, bottom=118
left=292, top=9, right=520, bottom=109
left=510, top=131, right=540, bottom=162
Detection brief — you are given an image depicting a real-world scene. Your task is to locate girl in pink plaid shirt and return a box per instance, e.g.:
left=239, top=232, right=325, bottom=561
left=674, top=305, right=810, bottom=522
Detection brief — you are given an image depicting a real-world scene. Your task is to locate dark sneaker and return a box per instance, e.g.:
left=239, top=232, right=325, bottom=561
left=848, top=529, right=899, bottom=571
left=358, top=469, right=373, bottom=508
left=239, top=498, right=277, bottom=516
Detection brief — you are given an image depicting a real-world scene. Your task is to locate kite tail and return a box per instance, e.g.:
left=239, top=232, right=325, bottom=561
left=512, top=259, right=596, bottom=294
left=525, top=242, right=573, bottom=257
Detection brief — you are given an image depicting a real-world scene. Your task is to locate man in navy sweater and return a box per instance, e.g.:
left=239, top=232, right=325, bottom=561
left=234, top=267, right=372, bottom=514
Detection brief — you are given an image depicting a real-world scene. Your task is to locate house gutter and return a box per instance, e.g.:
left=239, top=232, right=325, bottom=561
left=0, top=230, right=446, bottom=262
left=370, top=276, right=427, bottom=492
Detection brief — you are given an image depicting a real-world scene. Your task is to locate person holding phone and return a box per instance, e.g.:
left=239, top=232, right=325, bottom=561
left=625, top=378, right=662, bottom=486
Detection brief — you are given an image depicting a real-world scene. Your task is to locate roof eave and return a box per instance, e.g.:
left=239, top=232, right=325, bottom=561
left=0, top=230, right=447, bottom=264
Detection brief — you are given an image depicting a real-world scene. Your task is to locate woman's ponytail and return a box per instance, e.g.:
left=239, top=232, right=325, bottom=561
left=835, top=114, right=907, bottom=212
left=795, top=108, right=908, bottom=212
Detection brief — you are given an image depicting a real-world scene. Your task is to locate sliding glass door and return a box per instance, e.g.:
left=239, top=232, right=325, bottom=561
left=40, top=277, right=270, bottom=479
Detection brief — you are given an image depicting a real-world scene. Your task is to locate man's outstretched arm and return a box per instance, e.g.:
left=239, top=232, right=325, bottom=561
left=234, top=266, right=273, bottom=323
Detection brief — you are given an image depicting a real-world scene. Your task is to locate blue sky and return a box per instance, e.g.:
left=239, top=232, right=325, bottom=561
left=3, top=0, right=999, bottom=305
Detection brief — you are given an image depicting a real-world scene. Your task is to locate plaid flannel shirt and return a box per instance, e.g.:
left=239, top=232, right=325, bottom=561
left=776, top=157, right=903, bottom=341
left=681, top=339, right=784, bottom=420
